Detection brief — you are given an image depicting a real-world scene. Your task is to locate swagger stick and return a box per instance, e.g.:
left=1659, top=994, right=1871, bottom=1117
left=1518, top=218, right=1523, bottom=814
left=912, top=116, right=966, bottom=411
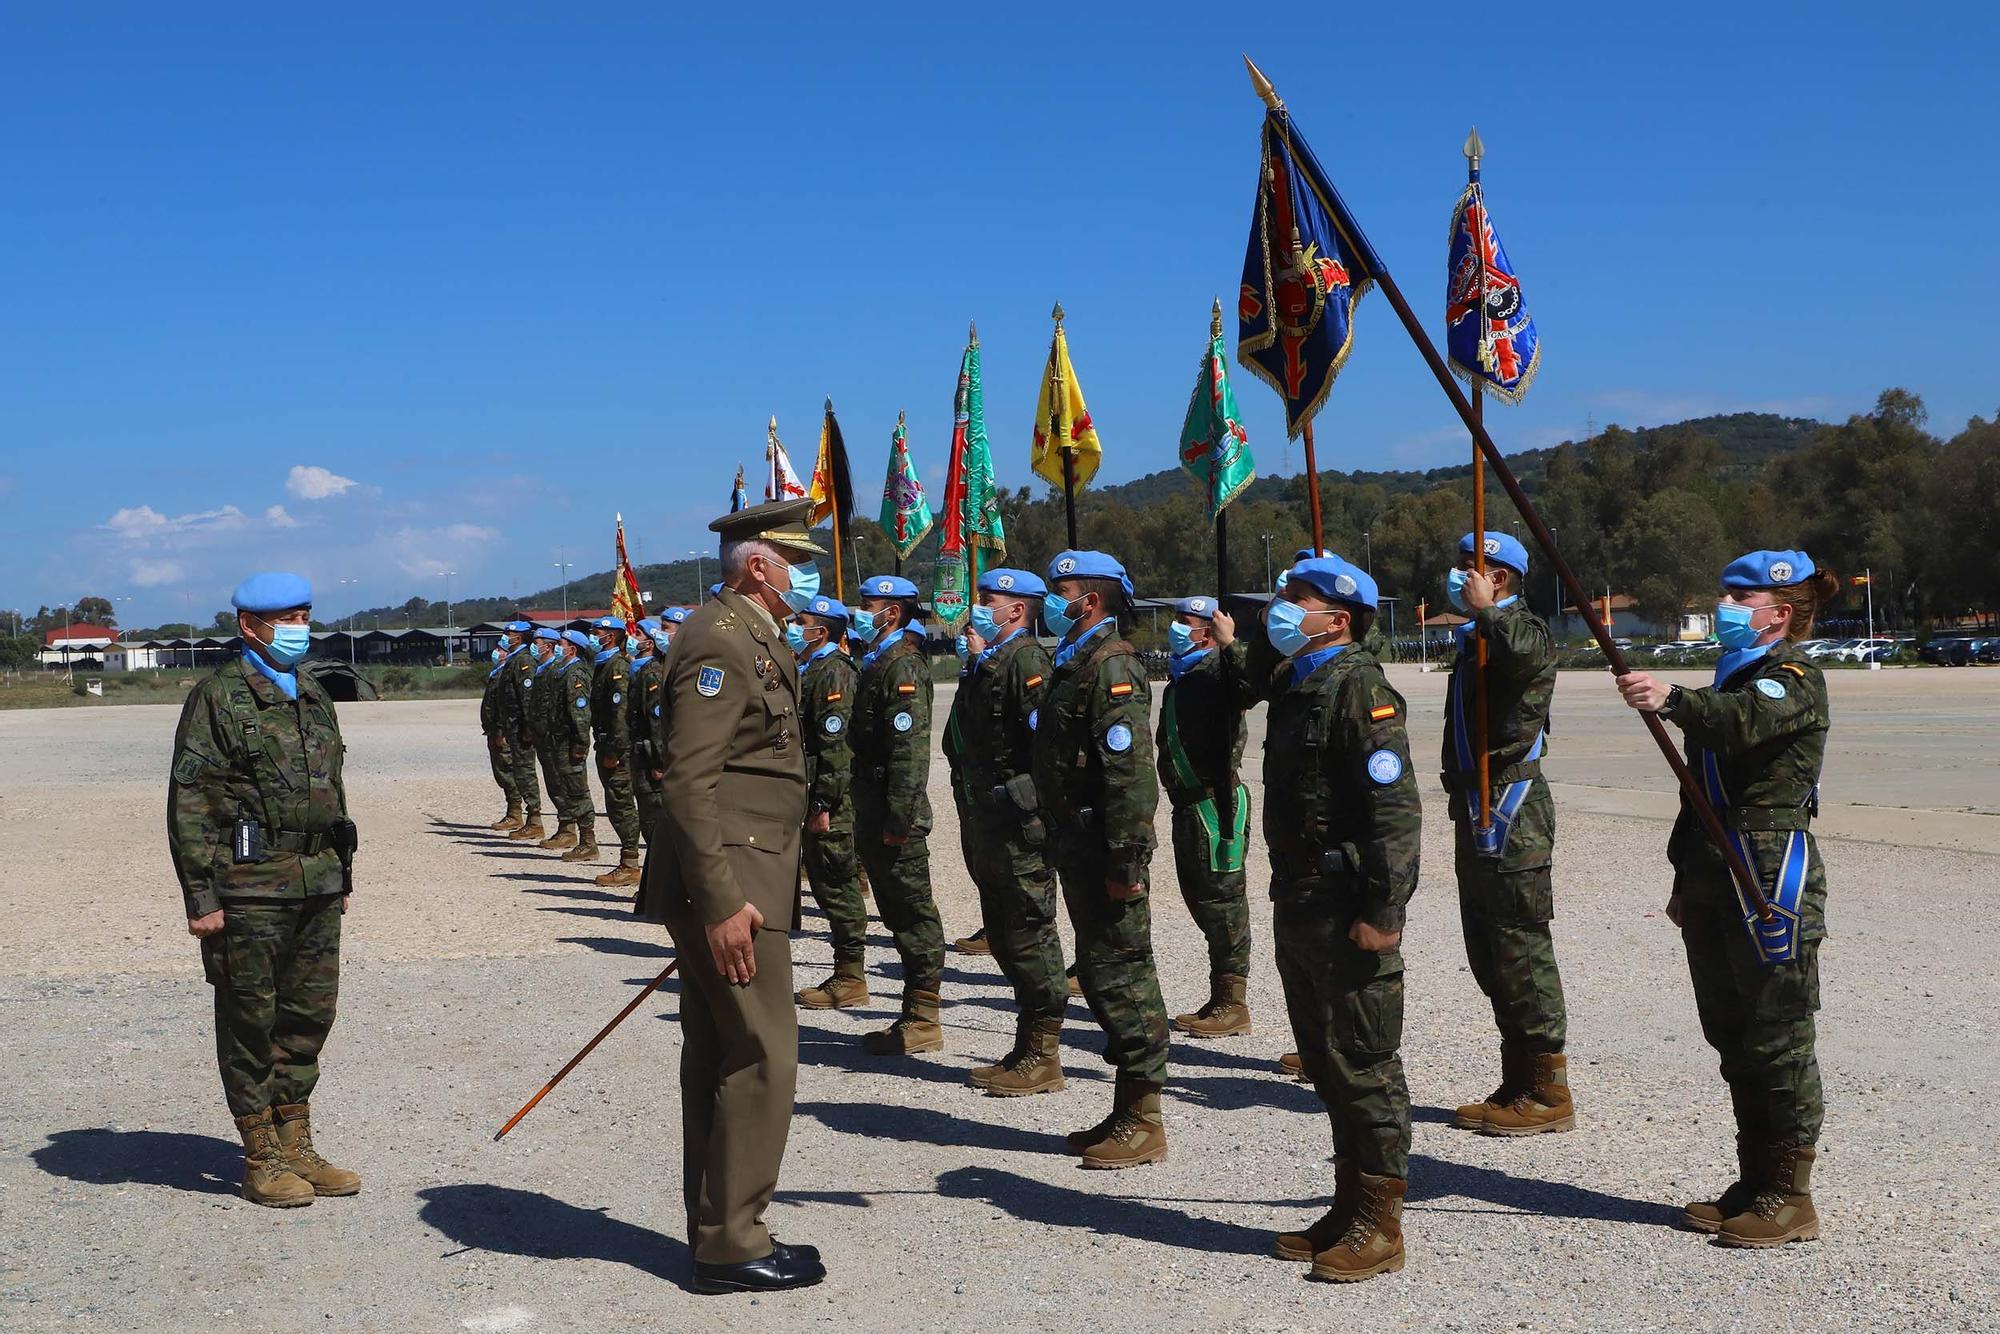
left=494, top=959, right=680, bottom=1140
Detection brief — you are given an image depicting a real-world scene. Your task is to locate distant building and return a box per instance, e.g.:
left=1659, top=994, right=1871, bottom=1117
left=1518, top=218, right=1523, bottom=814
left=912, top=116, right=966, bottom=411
left=38, top=624, right=118, bottom=669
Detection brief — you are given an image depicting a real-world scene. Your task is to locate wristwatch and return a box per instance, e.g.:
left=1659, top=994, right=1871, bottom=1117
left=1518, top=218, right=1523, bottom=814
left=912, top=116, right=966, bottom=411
left=1661, top=684, right=1686, bottom=717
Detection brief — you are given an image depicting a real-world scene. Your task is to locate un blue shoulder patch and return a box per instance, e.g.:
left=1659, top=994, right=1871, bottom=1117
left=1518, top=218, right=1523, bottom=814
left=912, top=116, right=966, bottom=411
left=1366, top=749, right=1403, bottom=785
left=1755, top=678, right=1786, bottom=699
left=1104, top=723, right=1133, bottom=754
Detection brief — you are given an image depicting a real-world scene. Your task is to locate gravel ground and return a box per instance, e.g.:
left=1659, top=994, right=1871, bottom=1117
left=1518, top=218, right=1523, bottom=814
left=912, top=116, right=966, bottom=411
left=0, top=668, right=1996, bottom=1332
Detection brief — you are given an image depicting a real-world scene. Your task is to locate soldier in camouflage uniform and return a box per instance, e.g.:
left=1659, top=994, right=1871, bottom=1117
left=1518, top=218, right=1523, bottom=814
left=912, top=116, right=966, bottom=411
left=169, top=572, right=361, bottom=1208
left=1240, top=555, right=1420, bottom=1282
left=792, top=596, right=870, bottom=1011
left=480, top=645, right=524, bottom=829
left=946, top=568, right=1066, bottom=1096
left=553, top=629, right=599, bottom=860
left=526, top=629, right=575, bottom=848
left=1619, top=549, right=1837, bottom=1250
left=847, top=574, right=945, bottom=1055
left=1441, top=532, right=1574, bottom=1136
left=589, top=615, right=643, bottom=886
left=1157, top=595, right=1257, bottom=1039
left=1032, top=550, right=1169, bottom=1168
left=498, top=621, right=547, bottom=843
left=628, top=615, right=674, bottom=844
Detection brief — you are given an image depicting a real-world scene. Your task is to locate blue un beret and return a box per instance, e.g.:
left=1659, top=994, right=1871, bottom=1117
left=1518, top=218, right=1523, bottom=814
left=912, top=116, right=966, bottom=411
left=561, top=629, right=593, bottom=650
left=1459, top=530, right=1530, bottom=576
left=1293, top=547, right=1324, bottom=562
left=636, top=617, right=661, bottom=634
left=231, top=572, right=313, bottom=614
left=662, top=607, right=690, bottom=624
left=861, top=574, right=921, bottom=601
left=1722, top=549, right=1815, bottom=590
left=1288, top=556, right=1378, bottom=610
left=591, top=615, right=625, bottom=631
left=707, top=583, right=723, bottom=599
left=534, top=627, right=560, bottom=641
left=1175, top=596, right=1219, bottom=619
left=978, top=567, right=1047, bottom=598
left=1045, top=550, right=1134, bottom=600
left=503, top=619, right=534, bottom=634
left=803, top=595, right=850, bottom=624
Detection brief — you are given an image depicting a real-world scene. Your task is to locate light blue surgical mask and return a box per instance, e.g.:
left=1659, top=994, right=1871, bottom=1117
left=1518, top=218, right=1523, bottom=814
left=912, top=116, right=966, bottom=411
left=1714, top=601, right=1766, bottom=650
left=528, top=641, right=544, bottom=661
left=1446, top=567, right=1471, bottom=613
left=1266, top=599, right=1314, bottom=658
left=625, top=634, right=641, bottom=657
left=955, top=634, right=969, bottom=659
left=785, top=622, right=808, bottom=654
left=781, top=560, right=821, bottom=614
left=1168, top=622, right=1197, bottom=656
left=849, top=608, right=878, bottom=644
left=263, top=623, right=311, bottom=667
left=490, top=647, right=504, bottom=665
left=969, top=605, right=1001, bottom=640
left=1042, top=594, right=1075, bottom=637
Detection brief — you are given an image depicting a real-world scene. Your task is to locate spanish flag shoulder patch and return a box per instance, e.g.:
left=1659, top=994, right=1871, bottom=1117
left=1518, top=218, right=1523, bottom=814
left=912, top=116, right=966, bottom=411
left=1779, top=662, right=1806, bottom=678
left=1108, top=681, right=1134, bottom=699
left=825, top=691, right=842, bottom=701
left=1025, top=675, right=1044, bottom=690
left=1369, top=703, right=1398, bottom=721
left=896, top=682, right=917, bottom=696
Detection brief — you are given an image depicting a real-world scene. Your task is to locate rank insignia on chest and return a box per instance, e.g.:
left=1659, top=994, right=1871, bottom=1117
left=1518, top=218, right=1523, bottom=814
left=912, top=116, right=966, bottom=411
left=1109, top=682, right=1133, bottom=699
left=897, top=682, right=917, bottom=696
left=1369, top=703, right=1397, bottom=721
left=755, top=657, right=770, bottom=678
left=696, top=666, right=725, bottom=697
left=775, top=727, right=790, bottom=752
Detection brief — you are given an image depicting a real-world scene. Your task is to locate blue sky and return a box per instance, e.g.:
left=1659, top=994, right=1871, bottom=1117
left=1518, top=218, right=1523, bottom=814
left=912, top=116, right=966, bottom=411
left=2, top=4, right=1993, bottom=626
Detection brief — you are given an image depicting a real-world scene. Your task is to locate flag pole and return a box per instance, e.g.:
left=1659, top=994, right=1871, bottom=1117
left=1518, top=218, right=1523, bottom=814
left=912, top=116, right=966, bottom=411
left=893, top=410, right=907, bottom=578
left=1053, top=303, right=1079, bottom=548
left=1244, top=58, right=1770, bottom=920
left=825, top=396, right=845, bottom=605
left=1464, top=128, right=1494, bottom=838
left=967, top=322, right=983, bottom=594
left=1209, top=298, right=1231, bottom=597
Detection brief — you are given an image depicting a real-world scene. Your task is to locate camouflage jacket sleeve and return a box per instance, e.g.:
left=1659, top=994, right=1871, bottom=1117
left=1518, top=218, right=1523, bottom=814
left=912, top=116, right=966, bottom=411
left=560, top=663, right=594, bottom=748
left=1006, top=642, right=1053, bottom=776
left=1090, top=648, right=1159, bottom=882
left=1222, top=626, right=1285, bottom=706
left=878, top=650, right=932, bottom=839
left=807, top=660, right=855, bottom=814
left=1666, top=660, right=1819, bottom=756
left=166, top=679, right=242, bottom=919
left=1334, top=663, right=1422, bottom=932
left=503, top=657, right=534, bottom=737
left=480, top=676, right=500, bottom=734
left=1474, top=602, right=1555, bottom=686
left=595, top=656, right=632, bottom=751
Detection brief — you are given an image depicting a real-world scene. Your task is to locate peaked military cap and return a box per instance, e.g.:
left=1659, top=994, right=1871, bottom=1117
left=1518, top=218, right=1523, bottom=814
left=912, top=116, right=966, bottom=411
left=1459, top=530, right=1531, bottom=575
left=1288, top=556, right=1378, bottom=609
left=1723, top=549, right=1815, bottom=589
left=978, top=567, right=1047, bottom=597
left=708, top=496, right=824, bottom=557
left=860, top=574, right=920, bottom=600
left=231, top=572, right=312, bottom=614
left=1045, top=550, right=1134, bottom=599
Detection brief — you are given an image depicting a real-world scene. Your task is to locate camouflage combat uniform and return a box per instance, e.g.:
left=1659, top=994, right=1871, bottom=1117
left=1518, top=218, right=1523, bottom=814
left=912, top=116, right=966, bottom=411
left=480, top=657, right=519, bottom=806
left=1253, top=640, right=1421, bottom=1180
left=498, top=647, right=542, bottom=819
left=1156, top=641, right=1255, bottom=982
left=168, top=655, right=351, bottom=1117
left=849, top=629, right=943, bottom=992
left=591, top=647, right=640, bottom=852
left=530, top=653, right=570, bottom=822
left=1441, top=600, right=1567, bottom=1056
left=628, top=646, right=668, bottom=840
left=1031, top=621, right=1167, bottom=1084
left=556, top=652, right=596, bottom=831
left=944, top=629, right=1064, bottom=1023
left=800, top=644, right=865, bottom=965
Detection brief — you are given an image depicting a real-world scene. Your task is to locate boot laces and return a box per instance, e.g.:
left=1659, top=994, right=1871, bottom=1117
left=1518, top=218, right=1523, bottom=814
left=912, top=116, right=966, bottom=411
left=1335, top=1183, right=1385, bottom=1250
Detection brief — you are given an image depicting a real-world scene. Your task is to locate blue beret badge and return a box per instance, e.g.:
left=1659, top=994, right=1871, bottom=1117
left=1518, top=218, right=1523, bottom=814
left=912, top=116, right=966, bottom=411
left=892, top=711, right=914, bottom=733
left=696, top=666, right=725, bottom=697
left=1756, top=678, right=1786, bottom=699
left=1104, top=723, right=1133, bottom=754
left=1366, top=749, right=1403, bottom=785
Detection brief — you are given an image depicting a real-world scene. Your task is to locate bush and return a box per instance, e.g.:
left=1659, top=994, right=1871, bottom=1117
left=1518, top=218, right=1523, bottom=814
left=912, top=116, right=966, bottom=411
left=379, top=667, right=417, bottom=694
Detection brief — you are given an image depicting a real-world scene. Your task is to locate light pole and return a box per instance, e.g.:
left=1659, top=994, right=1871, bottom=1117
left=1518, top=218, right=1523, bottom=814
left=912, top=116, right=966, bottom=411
left=688, top=551, right=704, bottom=604
left=437, top=570, right=457, bottom=664
left=553, top=550, right=573, bottom=621
left=1261, top=533, right=1275, bottom=589
left=338, top=577, right=359, bottom=666
left=1363, top=530, right=1373, bottom=573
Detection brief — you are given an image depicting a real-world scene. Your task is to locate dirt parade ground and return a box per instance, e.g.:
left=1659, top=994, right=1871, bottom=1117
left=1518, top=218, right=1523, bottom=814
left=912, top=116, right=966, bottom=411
left=1, top=666, right=1996, bottom=1332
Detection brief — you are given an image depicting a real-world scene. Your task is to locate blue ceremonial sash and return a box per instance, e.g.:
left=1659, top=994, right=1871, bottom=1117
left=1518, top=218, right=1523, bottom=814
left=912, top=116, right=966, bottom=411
left=1447, top=653, right=1543, bottom=859
left=1696, top=746, right=1808, bottom=966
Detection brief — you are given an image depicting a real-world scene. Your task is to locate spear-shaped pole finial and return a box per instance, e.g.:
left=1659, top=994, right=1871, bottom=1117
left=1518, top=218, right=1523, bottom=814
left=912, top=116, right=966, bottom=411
left=1244, top=56, right=1282, bottom=111
left=768, top=414, right=777, bottom=435
left=897, top=408, right=906, bottom=428
left=1463, top=125, right=1484, bottom=177
left=1051, top=301, right=1064, bottom=325
left=968, top=319, right=978, bottom=344
left=1210, top=296, right=1223, bottom=339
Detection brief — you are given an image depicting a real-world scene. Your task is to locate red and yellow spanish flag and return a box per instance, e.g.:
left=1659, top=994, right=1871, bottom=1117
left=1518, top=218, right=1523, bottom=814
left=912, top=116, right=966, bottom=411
left=610, top=513, right=645, bottom=626
left=1030, top=309, right=1103, bottom=491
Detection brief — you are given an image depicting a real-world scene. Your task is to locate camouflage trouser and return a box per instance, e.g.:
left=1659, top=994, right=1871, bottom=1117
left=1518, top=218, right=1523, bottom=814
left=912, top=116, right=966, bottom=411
left=199, top=895, right=342, bottom=1117
left=1054, top=847, right=1169, bottom=1083
left=853, top=805, right=943, bottom=992
left=963, top=804, right=1066, bottom=1022
left=596, top=745, right=641, bottom=849
left=1169, top=796, right=1252, bottom=978
left=539, top=741, right=592, bottom=826
left=632, top=766, right=663, bottom=845
left=1453, top=818, right=1567, bottom=1053
left=1272, top=887, right=1410, bottom=1179
left=1678, top=863, right=1825, bottom=1147
left=803, top=817, right=867, bottom=963
left=487, top=735, right=518, bottom=800
left=510, top=730, right=542, bottom=816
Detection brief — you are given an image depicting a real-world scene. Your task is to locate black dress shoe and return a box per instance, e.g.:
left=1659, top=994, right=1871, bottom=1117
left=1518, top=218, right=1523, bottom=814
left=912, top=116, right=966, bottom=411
left=692, top=1249, right=827, bottom=1295
left=772, top=1239, right=821, bottom=1264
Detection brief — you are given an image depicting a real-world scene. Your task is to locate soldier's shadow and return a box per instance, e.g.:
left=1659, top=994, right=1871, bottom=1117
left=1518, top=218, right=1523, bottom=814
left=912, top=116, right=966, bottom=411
left=556, top=934, right=672, bottom=960
left=31, top=1128, right=239, bottom=1196
left=795, top=1100, right=1068, bottom=1155
left=935, top=1164, right=1270, bottom=1255
left=416, top=1184, right=693, bottom=1289
left=1407, top=1153, right=1675, bottom=1226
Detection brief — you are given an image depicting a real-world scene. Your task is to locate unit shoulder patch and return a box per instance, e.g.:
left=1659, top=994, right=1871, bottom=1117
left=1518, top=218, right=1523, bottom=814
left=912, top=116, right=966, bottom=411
left=172, top=751, right=206, bottom=784
left=1366, top=749, right=1404, bottom=785
left=824, top=715, right=843, bottom=735
left=1103, top=722, right=1133, bottom=753
left=696, top=665, right=725, bottom=697
left=892, top=711, right=914, bottom=733
left=1755, top=678, right=1787, bottom=700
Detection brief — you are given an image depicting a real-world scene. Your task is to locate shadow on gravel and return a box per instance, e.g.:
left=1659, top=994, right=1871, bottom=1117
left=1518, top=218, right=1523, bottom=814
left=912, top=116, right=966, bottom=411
left=518, top=883, right=630, bottom=902
left=1169, top=1070, right=1324, bottom=1115
left=796, top=1039, right=996, bottom=1089
left=936, top=1165, right=1270, bottom=1254
left=797, top=1100, right=1070, bottom=1155
left=1408, top=1153, right=1675, bottom=1226
left=416, top=1184, right=692, bottom=1289
left=534, top=904, right=638, bottom=922
left=557, top=934, right=670, bottom=959
left=31, top=1128, right=239, bottom=1196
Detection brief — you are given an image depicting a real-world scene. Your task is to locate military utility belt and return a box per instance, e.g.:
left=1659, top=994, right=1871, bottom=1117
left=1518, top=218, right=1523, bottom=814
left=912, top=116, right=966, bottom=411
left=1056, top=806, right=1101, bottom=837
left=231, top=822, right=355, bottom=861
left=978, top=773, right=1038, bottom=815
left=1267, top=840, right=1360, bottom=893
left=271, top=829, right=335, bottom=855
left=1438, top=758, right=1544, bottom=795
left=1724, top=802, right=1817, bottom=832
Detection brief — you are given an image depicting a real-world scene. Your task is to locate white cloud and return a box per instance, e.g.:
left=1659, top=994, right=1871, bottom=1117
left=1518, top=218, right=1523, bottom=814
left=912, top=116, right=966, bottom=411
left=104, top=504, right=248, bottom=542
left=286, top=465, right=357, bottom=500
left=264, top=504, right=300, bottom=529
left=387, top=523, right=500, bottom=578
left=128, top=558, right=186, bottom=588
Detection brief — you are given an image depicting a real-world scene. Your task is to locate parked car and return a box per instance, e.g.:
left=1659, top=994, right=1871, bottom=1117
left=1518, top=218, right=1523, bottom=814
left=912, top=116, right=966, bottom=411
left=1833, top=638, right=1897, bottom=663
left=1805, top=638, right=1857, bottom=659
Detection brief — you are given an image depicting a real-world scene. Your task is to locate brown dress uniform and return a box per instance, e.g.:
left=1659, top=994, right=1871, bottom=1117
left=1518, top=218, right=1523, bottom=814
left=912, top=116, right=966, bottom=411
left=635, top=502, right=819, bottom=1267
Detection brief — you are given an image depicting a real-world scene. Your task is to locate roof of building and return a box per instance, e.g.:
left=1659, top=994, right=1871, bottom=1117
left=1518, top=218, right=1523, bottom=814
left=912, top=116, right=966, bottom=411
left=43, top=624, right=118, bottom=645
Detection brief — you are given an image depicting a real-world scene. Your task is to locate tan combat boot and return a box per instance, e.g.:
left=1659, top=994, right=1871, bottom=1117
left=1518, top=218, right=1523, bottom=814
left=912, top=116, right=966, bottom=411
left=969, top=1017, right=1030, bottom=1090
left=560, top=821, right=599, bottom=862
left=985, top=1018, right=1066, bottom=1098
left=507, top=814, right=546, bottom=842
left=1683, top=1135, right=1759, bottom=1233
left=1064, top=1108, right=1120, bottom=1156
left=1717, top=1144, right=1820, bottom=1248
left=1080, top=1078, right=1168, bottom=1170
left=490, top=799, right=524, bottom=832
left=1310, top=1173, right=1406, bottom=1282
left=796, top=960, right=870, bottom=1010
left=1173, top=973, right=1251, bottom=1039
left=594, top=848, right=642, bottom=887
left=954, top=927, right=992, bottom=956
left=861, top=988, right=944, bottom=1055
left=1482, top=1051, right=1575, bottom=1136
left=1279, top=1052, right=1308, bottom=1081
left=1067, top=966, right=1084, bottom=999
left=538, top=821, right=577, bottom=851
left=233, top=1108, right=314, bottom=1208
left=1276, top=1160, right=1359, bottom=1261
left=1454, top=1043, right=1529, bottom=1131
left=272, top=1102, right=361, bottom=1197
